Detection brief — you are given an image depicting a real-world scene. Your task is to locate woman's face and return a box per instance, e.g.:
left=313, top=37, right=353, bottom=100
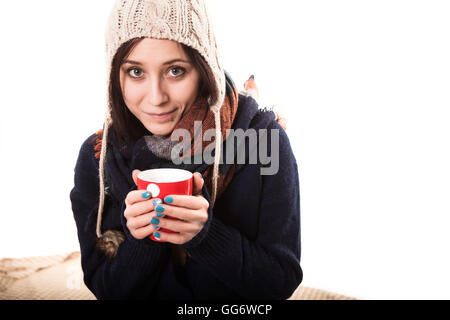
left=120, top=38, right=200, bottom=136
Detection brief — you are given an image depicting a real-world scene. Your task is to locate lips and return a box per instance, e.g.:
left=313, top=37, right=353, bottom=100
left=144, top=109, right=177, bottom=122
left=145, top=110, right=176, bottom=116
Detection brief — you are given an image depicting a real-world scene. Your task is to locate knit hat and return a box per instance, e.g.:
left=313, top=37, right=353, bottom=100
left=96, top=0, right=226, bottom=240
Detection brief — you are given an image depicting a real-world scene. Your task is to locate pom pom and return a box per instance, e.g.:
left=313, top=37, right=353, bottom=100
left=96, top=230, right=126, bottom=258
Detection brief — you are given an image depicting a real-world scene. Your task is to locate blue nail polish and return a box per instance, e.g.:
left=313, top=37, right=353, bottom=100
left=153, top=226, right=160, bottom=230
left=154, top=232, right=161, bottom=238
left=164, top=196, right=173, bottom=204
left=156, top=205, right=165, bottom=213
left=151, top=217, right=160, bottom=225
left=142, top=191, right=151, bottom=199
left=152, top=198, right=162, bottom=206
left=156, top=212, right=164, bottom=218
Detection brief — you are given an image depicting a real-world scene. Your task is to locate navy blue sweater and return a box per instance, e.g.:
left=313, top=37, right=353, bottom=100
left=70, top=95, right=302, bottom=300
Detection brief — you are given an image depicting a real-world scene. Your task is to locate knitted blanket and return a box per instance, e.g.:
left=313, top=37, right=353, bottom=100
left=0, top=252, right=357, bottom=300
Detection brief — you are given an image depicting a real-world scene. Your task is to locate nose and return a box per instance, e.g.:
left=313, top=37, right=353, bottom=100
left=145, top=78, right=169, bottom=106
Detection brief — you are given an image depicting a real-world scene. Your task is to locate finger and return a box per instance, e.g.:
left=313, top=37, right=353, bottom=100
left=162, top=194, right=209, bottom=211
left=124, top=197, right=160, bottom=219
left=152, top=230, right=186, bottom=245
left=125, top=189, right=153, bottom=207
left=277, top=117, right=287, bottom=130
left=154, top=202, right=207, bottom=222
left=151, top=216, right=197, bottom=234
left=193, top=172, right=204, bottom=195
left=133, top=223, right=156, bottom=240
left=126, top=211, right=155, bottom=230
left=132, top=169, right=141, bottom=186
left=244, top=75, right=255, bottom=90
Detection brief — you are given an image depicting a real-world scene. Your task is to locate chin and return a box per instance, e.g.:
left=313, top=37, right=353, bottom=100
left=146, top=124, right=175, bottom=136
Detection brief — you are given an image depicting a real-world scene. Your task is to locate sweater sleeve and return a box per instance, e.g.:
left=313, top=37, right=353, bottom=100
left=182, top=121, right=302, bottom=299
left=69, top=134, right=171, bottom=300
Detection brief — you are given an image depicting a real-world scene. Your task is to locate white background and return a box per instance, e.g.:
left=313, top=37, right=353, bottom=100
left=0, top=0, right=449, bottom=300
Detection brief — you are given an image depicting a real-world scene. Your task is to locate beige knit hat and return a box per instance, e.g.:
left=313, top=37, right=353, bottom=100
left=96, top=0, right=225, bottom=240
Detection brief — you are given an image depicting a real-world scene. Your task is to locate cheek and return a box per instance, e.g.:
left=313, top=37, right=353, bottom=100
left=121, top=79, right=142, bottom=107
left=175, top=75, right=200, bottom=104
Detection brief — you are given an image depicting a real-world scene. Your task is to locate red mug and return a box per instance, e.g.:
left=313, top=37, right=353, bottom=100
left=137, top=168, right=193, bottom=242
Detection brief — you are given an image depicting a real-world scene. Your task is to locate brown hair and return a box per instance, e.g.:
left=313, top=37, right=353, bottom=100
left=108, top=37, right=218, bottom=146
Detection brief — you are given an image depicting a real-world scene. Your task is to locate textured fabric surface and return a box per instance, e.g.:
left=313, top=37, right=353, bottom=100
left=0, top=252, right=95, bottom=300
left=288, top=285, right=358, bottom=300
left=0, top=252, right=356, bottom=300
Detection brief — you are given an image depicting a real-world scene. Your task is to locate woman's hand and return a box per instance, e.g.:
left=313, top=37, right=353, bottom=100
left=149, top=172, right=209, bottom=244
left=123, top=170, right=159, bottom=240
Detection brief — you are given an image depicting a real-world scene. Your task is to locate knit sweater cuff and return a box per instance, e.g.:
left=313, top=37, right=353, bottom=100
left=117, top=235, right=167, bottom=269
left=184, top=216, right=239, bottom=268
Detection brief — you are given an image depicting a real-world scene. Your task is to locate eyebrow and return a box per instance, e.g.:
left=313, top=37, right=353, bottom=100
left=122, top=58, right=191, bottom=66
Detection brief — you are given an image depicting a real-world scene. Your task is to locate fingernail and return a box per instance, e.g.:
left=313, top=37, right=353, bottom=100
left=152, top=198, right=162, bottom=206
left=195, top=172, right=203, bottom=179
left=151, top=217, right=160, bottom=225
left=156, top=212, right=164, bottom=218
left=153, top=226, right=160, bottom=230
left=142, top=191, right=151, bottom=199
left=154, top=232, right=161, bottom=239
left=156, top=205, right=165, bottom=213
left=164, top=196, right=173, bottom=204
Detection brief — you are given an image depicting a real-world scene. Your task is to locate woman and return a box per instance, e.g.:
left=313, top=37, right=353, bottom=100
left=70, top=0, right=302, bottom=300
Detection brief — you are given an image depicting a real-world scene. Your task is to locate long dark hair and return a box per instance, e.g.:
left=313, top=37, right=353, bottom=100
left=108, top=37, right=218, bottom=146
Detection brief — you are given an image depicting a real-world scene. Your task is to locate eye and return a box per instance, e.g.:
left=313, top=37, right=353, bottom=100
left=168, top=66, right=186, bottom=78
left=127, top=67, right=144, bottom=79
